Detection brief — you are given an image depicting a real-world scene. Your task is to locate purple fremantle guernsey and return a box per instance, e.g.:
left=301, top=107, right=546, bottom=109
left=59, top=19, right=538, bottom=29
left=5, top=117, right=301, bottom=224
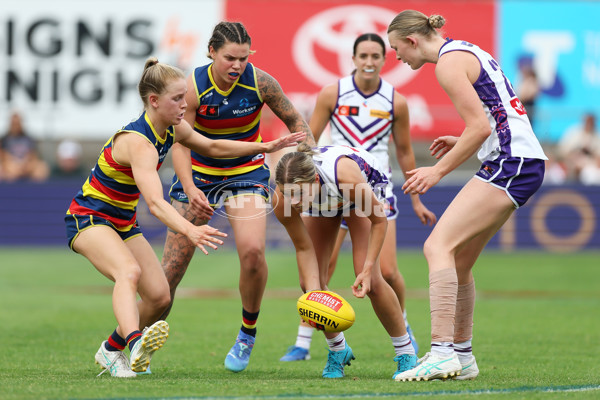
left=330, top=75, right=395, bottom=173
left=439, top=39, right=547, bottom=162
left=308, top=145, right=389, bottom=214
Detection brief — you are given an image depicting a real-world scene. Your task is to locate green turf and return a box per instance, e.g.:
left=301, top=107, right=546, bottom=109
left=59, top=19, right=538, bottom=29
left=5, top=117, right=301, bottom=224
left=1, top=247, right=599, bottom=399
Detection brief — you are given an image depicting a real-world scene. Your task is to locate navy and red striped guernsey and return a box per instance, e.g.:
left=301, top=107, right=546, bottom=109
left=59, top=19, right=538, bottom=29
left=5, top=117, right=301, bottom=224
left=67, top=112, right=175, bottom=231
left=189, top=62, right=265, bottom=176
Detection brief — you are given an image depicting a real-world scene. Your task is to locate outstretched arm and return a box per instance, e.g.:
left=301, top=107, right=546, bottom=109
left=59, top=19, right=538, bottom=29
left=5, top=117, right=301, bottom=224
left=336, top=158, right=387, bottom=298
left=257, top=68, right=316, bottom=146
left=402, top=51, right=491, bottom=195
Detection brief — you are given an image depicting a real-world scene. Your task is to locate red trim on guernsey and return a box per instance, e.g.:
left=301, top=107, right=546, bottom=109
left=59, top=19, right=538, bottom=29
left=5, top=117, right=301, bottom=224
left=68, top=199, right=136, bottom=228
left=333, top=113, right=390, bottom=145
left=104, top=147, right=135, bottom=178
left=191, top=155, right=264, bottom=171
left=196, top=108, right=260, bottom=130
left=88, top=175, right=140, bottom=203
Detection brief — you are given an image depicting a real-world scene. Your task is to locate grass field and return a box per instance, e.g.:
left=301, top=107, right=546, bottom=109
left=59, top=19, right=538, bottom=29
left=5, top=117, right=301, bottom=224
left=1, top=247, right=599, bottom=400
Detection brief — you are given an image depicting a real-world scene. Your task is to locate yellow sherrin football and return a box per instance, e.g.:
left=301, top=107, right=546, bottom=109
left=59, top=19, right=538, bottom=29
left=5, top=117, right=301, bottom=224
left=297, top=290, right=355, bottom=332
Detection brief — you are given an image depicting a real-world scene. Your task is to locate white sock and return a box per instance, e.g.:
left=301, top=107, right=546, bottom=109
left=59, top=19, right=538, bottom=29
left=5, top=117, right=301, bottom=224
left=431, top=342, right=454, bottom=357
left=326, top=332, right=346, bottom=352
left=391, top=334, right=414, bottom=356
left=454, top=340, right=473, bottom=363
left=295, top=326, right=314, bottom=350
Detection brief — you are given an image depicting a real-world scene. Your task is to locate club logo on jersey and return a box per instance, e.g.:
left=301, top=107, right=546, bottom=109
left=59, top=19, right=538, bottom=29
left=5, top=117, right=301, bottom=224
left=338, top=105, right=359, bottom=116
left=370, top=109, right=391, bottom=119
left=199, top=105, right=220, bottom=117
left=510, top=98, right=527, bottom=116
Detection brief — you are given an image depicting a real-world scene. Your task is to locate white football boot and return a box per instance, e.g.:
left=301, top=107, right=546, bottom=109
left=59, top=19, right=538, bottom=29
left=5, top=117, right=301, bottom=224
left=395, top=351, right=461, bottom=381
left=456, top=354, right=479, bottom=380
left=95, top=341, right=136, bottom=378
left=130, top=320, right=169, bottom=373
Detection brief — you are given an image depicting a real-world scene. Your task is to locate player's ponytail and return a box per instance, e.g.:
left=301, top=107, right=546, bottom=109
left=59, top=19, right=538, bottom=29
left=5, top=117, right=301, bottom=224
left=138, top=57, right=185, bottom=107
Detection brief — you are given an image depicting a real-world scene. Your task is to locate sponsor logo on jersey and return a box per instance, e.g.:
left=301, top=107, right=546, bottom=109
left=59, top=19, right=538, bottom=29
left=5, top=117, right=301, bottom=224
left=199, top=105, right=219, bottom=117
left=232, top=105, right=258, bottom=115
left=370, top=109, right=391, bottom=119
left=338, top=105, right=359, bottom=116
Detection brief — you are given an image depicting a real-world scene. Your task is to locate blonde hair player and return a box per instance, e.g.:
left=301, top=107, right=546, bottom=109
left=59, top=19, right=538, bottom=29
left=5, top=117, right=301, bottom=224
left=280, top=33, right=436, bottom=363
left=65, top=57, right=303, bottom=378
left=274, top=143, right=418, bottom=379
left=387, top=10, right=547, bottom=381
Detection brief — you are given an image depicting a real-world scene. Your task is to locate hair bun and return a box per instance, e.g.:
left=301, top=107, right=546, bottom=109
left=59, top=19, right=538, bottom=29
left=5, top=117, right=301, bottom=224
left=428, top=15, right=446, bottom=29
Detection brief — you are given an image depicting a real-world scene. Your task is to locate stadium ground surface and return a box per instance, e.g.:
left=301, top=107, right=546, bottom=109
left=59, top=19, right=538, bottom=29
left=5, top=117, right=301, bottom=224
left=1, top=248, right=599, bottom=400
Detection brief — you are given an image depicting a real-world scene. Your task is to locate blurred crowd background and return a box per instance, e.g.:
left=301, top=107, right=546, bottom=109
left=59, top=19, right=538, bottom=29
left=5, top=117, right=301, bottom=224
left=1, top=0, right=599, bottom=250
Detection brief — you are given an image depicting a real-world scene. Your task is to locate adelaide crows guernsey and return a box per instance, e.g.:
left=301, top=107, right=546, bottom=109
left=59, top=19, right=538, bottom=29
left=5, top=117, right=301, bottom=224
left=329, top=75, right=395, bottom=173
left=67, top=112, right=175, bottom=231
left=438, top=39, right=547, bottom=162
left=189, top=62, right=264, bottom=176
left=306, top=145, right=389, bottom=215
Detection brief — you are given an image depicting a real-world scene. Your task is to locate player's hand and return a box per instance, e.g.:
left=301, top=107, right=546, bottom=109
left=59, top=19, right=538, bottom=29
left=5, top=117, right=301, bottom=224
left=264, top=131, right=306, bottom=153
left=352, top=270, right=371, bottom=298
left=402, top=166, right=442, bottom=195
left=430, top=136, right=459, bottom=159
left=412, top=201, right=437, bottom=226
left=186, top=187, right=214, bottom=220
left=187, top=225, right=227, bottom=255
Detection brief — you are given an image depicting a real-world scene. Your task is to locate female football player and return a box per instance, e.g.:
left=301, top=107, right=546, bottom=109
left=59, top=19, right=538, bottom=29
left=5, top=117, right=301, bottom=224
left=387, top=10, right=546, bottom=381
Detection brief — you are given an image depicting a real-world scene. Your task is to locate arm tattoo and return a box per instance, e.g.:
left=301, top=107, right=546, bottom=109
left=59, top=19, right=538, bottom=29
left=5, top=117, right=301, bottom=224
left=257, top=68, right=316, bottom=146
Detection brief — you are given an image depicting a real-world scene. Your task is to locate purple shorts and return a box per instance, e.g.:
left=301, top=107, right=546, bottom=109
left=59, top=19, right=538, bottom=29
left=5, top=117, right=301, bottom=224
left=340, top=191, right=398, bottom=230
left=475, top=157, right=545, bottom=208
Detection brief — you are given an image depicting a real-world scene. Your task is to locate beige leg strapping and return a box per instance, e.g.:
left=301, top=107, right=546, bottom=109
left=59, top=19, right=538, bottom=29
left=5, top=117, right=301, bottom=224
left=429, top=268, right=458, bottom=343
left=454, top=281, right=475, bottom=343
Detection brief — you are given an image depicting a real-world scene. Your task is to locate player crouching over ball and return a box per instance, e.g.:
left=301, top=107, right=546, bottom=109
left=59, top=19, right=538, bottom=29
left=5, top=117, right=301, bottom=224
left=273, top=144, right=417, bottom=379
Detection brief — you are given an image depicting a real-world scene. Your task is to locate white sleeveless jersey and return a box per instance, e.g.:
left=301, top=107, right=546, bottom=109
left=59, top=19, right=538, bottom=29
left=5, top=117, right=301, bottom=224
left=329, top=75, right=395, bottom=172
left=307, top=145, right=390, bottom=215
left=439, top=40, right=547, bottom=162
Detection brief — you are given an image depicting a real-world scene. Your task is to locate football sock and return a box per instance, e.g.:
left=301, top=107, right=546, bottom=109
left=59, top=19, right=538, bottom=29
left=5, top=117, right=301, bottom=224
left=241, top=308, right=259, bottom=337
left=105, top=330, right=126, bottom=351
left=429, top=268, right=458, bottom=343
left=454, top=340, right=473, bottom=363
left=126, top=330, right=143, bottom=352
left=431, top=342, right=454, bottom=357
left=454, top=281, right=475, bottom=343
left=391, top=334, right=414, bottom=356
left=326, top=332, right=346, bottom=352
left=295, top=325, right=314, bottom=350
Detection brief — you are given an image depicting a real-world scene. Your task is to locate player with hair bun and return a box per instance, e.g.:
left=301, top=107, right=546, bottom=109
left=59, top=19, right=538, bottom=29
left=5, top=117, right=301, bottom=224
left=273, top=142, right=418, bottom=379
left=387, top=10, right=547, bottom=381
left=65, top=57, right=303, bottom=378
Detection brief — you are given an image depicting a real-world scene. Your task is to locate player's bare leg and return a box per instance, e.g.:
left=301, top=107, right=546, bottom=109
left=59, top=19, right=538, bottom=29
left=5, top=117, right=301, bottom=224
left=158, top=200, right=208, bottom=321
left=223, top=194, right=268, bottom=372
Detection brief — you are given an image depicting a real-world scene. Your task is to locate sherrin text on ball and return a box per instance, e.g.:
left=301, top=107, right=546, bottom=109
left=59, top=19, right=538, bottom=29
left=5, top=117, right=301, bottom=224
left=297, top=290, right=355, bottom=332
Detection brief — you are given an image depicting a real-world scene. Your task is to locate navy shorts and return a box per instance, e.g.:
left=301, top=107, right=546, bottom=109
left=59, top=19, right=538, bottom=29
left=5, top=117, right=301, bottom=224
left=475, top=157, right=545, bottom=208
left=169, top=166, right=271, bottom=207
left=65, top=214, right=142, bottom=251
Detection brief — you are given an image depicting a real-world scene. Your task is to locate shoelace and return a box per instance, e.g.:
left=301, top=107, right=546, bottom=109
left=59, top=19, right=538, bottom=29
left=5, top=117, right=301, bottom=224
left=324, top=351, right=343, bottom=373
left=96, top=351, right=128, bottom=377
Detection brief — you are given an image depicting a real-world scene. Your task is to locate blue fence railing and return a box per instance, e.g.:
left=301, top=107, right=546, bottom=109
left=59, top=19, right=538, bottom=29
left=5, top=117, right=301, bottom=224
left=2, top=180, right=598, bottom=252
